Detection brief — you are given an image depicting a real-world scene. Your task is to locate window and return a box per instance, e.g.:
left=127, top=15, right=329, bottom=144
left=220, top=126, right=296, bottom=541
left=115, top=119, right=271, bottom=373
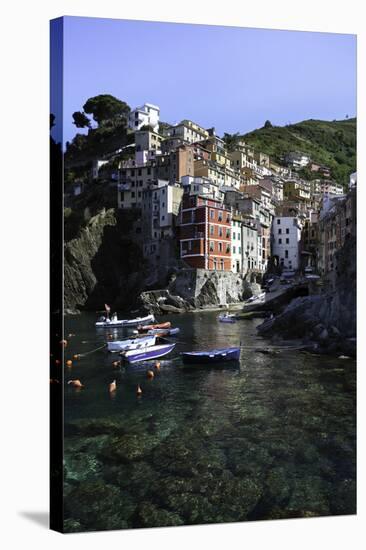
left=277, top=219, right=281, bottom=224
left=209, top=241, right=214, bottom=252
left=286, top=228, right=289, bottom=234
left=233, top=232, right=236, bottom=240
left=285, top=250, right=289, bottom=258
left=210, top=225, right=214, bottom=235
left=238, top=247, right=241, bottom=254
left=220, top=259, right=224, bottom=270
left=218, top=242, right=223, bottom=252
left=226, top=229, right=230, bottom=238
left=279, top=238, right=282, bottom=244
left=238, top=233, right=241, bottom=241
left=286, top=238, right=289, bottom=244
left=219, top=227, right=223, bottom=237
left=233, top=246, right=236, bottom=254
left=162, top=215, right=165, bottom=221
left=131, top=192, right=135, bottom=198
left=210, top=209, right=214, bottom=220
left=120, top=192, right=124, bottom=201
left=218, top=211, right=223, bottom=221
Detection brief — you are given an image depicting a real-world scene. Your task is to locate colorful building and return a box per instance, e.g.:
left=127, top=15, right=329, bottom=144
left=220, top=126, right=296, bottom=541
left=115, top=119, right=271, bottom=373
left=179, top=194, right=232, bottom=271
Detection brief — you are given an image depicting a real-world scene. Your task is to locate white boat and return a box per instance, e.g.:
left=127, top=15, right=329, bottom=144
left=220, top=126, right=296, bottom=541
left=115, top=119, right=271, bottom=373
left=95, top=313, right=155, bottom=328
left=121, top=343, right=176, bottom=364
left=107, top=334, right=156, bottom=352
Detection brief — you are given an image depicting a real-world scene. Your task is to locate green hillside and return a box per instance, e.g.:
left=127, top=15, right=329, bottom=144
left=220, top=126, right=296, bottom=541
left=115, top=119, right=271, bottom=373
left=239, top=118, right=356, bottom=185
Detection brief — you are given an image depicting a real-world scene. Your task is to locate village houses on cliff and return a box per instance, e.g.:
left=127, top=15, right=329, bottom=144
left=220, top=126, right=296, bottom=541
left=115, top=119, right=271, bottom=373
left=89, top=101, right=355, bottom=284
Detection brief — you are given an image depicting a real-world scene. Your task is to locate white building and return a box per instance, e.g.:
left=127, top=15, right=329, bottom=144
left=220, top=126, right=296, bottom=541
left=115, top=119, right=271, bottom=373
left=285, top=152, right=311, bottom=169
left=319, top=180, right=344, bottom=197
left=164, top=120, right=209, bottom=143
left=181, top=175, right=223, bottom=201
left=231, top=218, right=243, bottom=273
left=128, top=103, right=160, bottom=132
left=272, top=216, right=302, bottom=271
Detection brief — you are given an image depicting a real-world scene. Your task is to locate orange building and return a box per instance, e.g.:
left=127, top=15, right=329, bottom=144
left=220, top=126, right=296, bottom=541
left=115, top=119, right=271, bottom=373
left=179, top=194, right=232, bottom=271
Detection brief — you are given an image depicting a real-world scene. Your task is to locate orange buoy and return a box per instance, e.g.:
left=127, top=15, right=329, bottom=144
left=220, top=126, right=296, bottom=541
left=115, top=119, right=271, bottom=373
left=147, top=370, right=154, bottom=379
left=155, top=361, right=161, bottom=371
left=66, top=360, right=73, bottom=367
left=109, top=380, right=117, bottom=393
left=136, top=384, right=143, bottom=396
left=73, top=354, right=80, bottom=360
left=67, top=379, right=84, bottom=388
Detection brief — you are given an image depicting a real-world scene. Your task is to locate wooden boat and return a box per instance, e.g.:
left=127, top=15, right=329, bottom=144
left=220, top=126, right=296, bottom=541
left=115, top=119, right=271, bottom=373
left=218, top=313, right=236, bottom=323
left=107, top=334, right=156, bottom=352
left=121, top=343, right=176, bottom=364
left=146, top=327, right=180, bottom=337
left=95, top=313, right=155, bottom=328
left=137, top=321, right=171, bottom=333
left=181, top=347, right=241, bottom=364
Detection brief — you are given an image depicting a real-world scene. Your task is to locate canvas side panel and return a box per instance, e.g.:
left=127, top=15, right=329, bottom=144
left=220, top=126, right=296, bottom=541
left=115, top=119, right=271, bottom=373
left=50, top=16, right=64, bottom=534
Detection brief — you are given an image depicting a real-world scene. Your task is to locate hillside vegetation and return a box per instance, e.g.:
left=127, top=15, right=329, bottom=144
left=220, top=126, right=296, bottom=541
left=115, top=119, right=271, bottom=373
left=241, top=118, right=356, bottom=185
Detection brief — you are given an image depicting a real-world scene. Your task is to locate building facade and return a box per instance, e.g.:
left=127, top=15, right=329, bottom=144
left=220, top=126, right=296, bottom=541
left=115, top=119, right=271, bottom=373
left=179, top=194, right=232, bottom=271
left=128, top=103, right=160, bottom=132
left=272, top=216, right=302, bottom=270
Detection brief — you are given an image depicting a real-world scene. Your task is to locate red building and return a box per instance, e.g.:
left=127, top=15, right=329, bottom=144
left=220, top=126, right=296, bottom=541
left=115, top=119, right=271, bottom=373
left=179, top=194, right=232, bottom=271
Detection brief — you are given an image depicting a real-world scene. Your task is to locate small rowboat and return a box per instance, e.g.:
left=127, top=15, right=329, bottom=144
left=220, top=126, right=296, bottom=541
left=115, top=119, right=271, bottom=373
left=121, top=343, right=176, bottom=364
left=146, top=327, right=180, bottom=337
left=181, top=347, right=241, bottom=364
left=107, top=334, right=156, bottom=352
left=218, top=313, right=236, bottom=323
left=138, top=321, right=171, bottom=333
left=96, top=313, right=155, bottom=328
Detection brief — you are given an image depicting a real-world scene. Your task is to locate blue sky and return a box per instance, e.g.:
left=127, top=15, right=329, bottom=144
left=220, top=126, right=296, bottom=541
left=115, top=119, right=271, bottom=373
left=53, top=16, right=356, bottom=145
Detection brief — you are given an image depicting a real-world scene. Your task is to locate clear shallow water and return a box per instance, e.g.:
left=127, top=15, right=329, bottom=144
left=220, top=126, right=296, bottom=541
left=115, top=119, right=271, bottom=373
left=63, top=311, right=356, bottom=532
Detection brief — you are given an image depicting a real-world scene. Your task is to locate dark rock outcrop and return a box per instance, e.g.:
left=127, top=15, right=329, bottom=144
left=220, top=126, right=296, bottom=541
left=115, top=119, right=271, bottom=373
left=257, top=237, right=356, bottom=355
left=64, top=208, right=146, bottom=313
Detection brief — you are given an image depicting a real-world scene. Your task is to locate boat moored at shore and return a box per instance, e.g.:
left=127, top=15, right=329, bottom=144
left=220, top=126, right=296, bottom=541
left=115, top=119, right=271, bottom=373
left=120, top=343, right=176, bottom=363
left=95, top=313, right=155, bottom=328
left=106, top=334, right=156, bottom=352
left=181, top=347, right=241, bottom=364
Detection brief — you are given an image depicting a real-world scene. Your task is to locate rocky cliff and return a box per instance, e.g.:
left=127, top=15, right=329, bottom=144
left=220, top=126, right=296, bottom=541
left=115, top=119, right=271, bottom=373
left=138, top=270, right=262, bottom=314
left=257, top=236, right=356, bottom=356
left=64, top=208, right=147, bottom=313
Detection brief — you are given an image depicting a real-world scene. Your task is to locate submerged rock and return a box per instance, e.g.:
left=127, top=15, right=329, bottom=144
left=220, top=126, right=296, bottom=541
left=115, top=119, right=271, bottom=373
left=65, top=481, right=136, bottom=530
left=135, top=502, right=184, bottom=528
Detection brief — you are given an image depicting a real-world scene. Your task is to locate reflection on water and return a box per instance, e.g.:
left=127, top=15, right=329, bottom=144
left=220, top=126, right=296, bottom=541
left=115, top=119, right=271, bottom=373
left=62, top=311, right=356, bottom=532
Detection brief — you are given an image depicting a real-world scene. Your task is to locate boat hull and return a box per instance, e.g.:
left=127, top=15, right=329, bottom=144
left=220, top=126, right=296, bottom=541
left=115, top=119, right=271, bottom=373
left=181, top=347, right=241, bottom=364
left=96, top=314, right=155, bottom=328
left=122, top=343, right=176, bottom=364
left=138, top=322, right=171, bottom=333
left=107, top=335, right=156, bottom=352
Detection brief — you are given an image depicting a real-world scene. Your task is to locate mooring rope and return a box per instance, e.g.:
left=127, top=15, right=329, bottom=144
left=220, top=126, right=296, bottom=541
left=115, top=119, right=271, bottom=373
left=78, top=343, right=107, bottom=357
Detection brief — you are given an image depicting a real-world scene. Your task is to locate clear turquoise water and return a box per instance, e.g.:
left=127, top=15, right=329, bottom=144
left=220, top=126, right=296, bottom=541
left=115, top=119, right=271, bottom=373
left=63, top=311, right=356, bottom=532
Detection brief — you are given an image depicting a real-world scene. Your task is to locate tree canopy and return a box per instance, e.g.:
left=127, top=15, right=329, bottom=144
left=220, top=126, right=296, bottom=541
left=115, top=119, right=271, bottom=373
left=83, top=94, right=131, bottom=126
left=72, top=111, right=91, bottom=128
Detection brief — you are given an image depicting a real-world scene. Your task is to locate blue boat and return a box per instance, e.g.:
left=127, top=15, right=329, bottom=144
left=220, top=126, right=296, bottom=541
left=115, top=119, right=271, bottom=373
left=218, top=313, right=236, bottom=323
left=181, top=347, right=241, bottom=364
left=121, top=343, right=176, bottom=364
